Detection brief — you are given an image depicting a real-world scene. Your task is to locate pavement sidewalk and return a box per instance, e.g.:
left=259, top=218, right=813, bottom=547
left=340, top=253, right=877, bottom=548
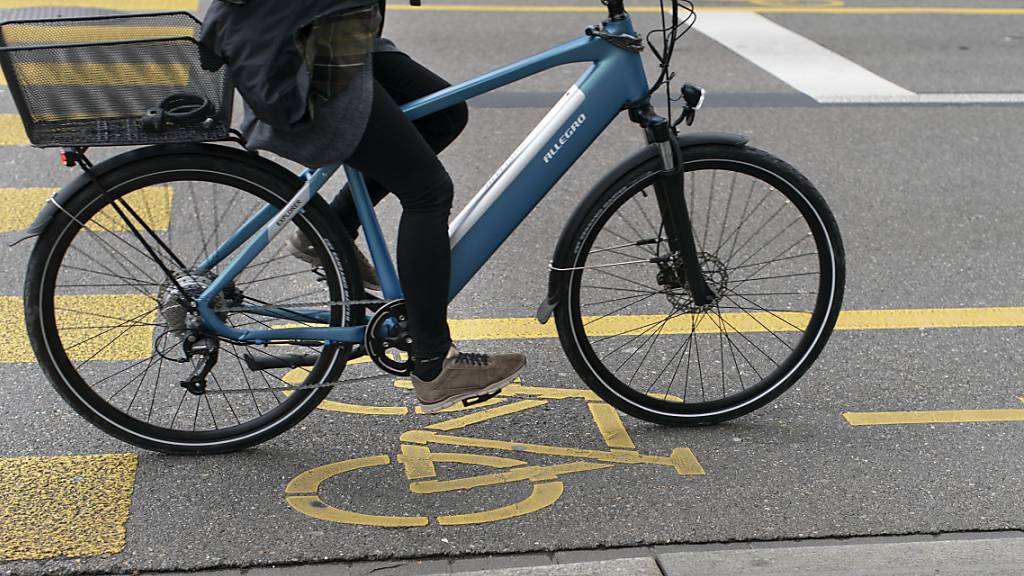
left=147, top=532, right=1024, bottom=576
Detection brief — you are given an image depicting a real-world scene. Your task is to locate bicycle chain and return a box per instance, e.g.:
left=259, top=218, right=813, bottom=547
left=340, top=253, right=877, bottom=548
left=206, top=297, right=392, bottom=393
left=204, top=371, right=394, bottom=394
left=218, top=298, right=388, bottom=314
left=208, top=371, right=530, bottom=396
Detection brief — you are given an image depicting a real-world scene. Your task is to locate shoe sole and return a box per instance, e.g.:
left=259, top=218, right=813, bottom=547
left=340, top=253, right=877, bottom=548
left=418, top=366, right=524, bottom=414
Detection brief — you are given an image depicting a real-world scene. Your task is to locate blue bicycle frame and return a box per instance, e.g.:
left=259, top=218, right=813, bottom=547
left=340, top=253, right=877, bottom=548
left=193, top=14, right=651, bottom=345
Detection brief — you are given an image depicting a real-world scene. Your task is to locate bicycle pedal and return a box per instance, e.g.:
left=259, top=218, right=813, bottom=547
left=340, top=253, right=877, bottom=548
left=462, top=390, right=502, bottom=407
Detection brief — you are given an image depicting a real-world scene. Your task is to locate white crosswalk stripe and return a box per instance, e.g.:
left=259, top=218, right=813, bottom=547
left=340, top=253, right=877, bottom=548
left=694, top=11, right=1024, bottom=104
left=695, top=12, right=915, bottom=102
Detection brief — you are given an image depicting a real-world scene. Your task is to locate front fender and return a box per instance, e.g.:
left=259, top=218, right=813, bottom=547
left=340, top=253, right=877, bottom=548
left=535, top=132, right=748, bottom=323
left=11, top=143, right=301, bottom=245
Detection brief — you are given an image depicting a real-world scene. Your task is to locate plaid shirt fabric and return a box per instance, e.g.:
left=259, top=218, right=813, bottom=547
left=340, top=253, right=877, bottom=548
left=298, top=3, right=382, bottom=117
left=202, top=0, right=387, bottom=166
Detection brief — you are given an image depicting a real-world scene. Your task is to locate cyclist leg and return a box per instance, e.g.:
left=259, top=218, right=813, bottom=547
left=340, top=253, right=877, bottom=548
left=330, top=51, right=469, bottom=238
left=344, top=79, right=453, bottom=362
left=343, top=80, right=524, bottom=411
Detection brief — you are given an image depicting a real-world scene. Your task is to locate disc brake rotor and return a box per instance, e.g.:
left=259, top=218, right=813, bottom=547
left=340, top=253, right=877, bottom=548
left=663, top=252, right=729, bottom=312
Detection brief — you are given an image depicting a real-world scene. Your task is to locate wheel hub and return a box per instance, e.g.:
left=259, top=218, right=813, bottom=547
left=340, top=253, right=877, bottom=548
left=661, top=252, right=729, bottom=312
left=158, top=271, right=240, bottom=332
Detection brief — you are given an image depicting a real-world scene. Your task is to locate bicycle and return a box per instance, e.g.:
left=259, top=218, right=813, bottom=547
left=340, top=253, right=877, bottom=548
left=4, top=0, right=845, bottom=454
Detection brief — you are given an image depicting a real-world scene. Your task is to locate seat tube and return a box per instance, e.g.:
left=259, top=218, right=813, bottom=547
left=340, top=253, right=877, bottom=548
left=343, top=166, right=403, bottom=299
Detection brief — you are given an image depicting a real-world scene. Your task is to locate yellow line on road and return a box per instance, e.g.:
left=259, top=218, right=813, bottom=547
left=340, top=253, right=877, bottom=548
left=286, top=454, right=388, bottom=494
left=417, top=450, right=528, bottom=476
left=0, top=0, right=197, bottom=9
left=0, top=186, right=173, bottom=233
left=389, top=4, right=1024, bottom=15
left=401, top=429, right=705, bottom=474
left=410, top=460, right=610, bottom=494
left=286, top=455, right=431, bottom=528
left=0, top=115, right=28, bottom=146
left=426, top=399, right=547, bottom=431
left=6, top=302, right=1024, bottom=364
left=437, top=481, right=564, bottom=526
left=452, top=307, right=1024, bottom=342
left=398, top=444, right=440, bottom=480
left=839, top=307, right=1024, bottom=330
left=13, top=63, right=192, bottom=88
left=2, top=26, right=196, bottom=46
left=0, top=453, right=137, bottom=561
left=588, top=402, right=636, bottom=450
left=844, top=408, right=1024, bottom=426
left=0, top=188, right=59, bottom=232
left=1, top=294, right=156, bottom=363
left=389, top=446, right=571, bottom=526
left=286, top=364, right=413, bottom=415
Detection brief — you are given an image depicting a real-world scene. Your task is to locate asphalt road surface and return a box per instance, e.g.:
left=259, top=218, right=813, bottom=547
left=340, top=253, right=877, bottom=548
left=1, top=0, right=1023, bottom=574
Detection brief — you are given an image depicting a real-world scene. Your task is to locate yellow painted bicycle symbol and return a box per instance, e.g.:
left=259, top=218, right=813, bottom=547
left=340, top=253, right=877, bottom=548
left=284, top=371, right=704, bottom=527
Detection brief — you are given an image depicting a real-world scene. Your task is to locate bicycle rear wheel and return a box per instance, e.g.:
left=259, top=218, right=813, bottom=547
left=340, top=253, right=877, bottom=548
left=24, top=145, right=363, bottom=453
left=554, top=144, right=845, bottom=425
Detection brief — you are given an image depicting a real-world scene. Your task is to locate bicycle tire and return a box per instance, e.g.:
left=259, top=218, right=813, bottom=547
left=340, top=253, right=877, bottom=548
left=553, top=143, right=845, bottom=425
left=24, top=145, right=364, bottom=454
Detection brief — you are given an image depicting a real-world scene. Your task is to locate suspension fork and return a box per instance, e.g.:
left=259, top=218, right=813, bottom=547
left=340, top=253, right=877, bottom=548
left=632, top=107, right=715, bottom=307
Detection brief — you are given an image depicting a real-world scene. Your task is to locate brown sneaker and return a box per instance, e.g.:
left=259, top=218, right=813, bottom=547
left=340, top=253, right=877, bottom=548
left=412, top=346, right=527, bottom=413
left=289, top=231, right=381, bottom=291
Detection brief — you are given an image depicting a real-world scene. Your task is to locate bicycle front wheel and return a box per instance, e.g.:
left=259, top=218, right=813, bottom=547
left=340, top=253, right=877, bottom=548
left=24, top=145, right=363, bottom=454
left=554, top=144, right=845, bottom=425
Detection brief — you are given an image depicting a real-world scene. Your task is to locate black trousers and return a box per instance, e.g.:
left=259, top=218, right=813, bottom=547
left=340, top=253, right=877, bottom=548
left=336, top=51, right=469, bottom=365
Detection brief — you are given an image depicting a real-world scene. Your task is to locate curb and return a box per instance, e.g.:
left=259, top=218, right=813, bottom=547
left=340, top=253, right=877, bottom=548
left=143, top=532, right=1024, bottom=576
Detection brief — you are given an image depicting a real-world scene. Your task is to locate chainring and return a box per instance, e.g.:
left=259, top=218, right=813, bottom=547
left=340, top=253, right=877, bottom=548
left=365, top=299, right=414, bottom=376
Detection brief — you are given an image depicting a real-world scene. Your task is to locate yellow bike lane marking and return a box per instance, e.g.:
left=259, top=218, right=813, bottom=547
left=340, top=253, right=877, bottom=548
left=0, top=0, right=197, bottom=10
left=843, top=396, right=1024, bottom=426
left=388, top=3, right=1024, bottom=16
left=285, top=376, right=704, bottom=527
left=9, top=302, right=1024, bottom=364
left=0, top=186, right=174, bottom=234
left=0, top=453, right=137, bottom=561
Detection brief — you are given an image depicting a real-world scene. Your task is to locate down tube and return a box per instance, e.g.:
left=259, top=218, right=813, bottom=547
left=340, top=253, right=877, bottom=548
left=447, top=70, right=641, bottom=301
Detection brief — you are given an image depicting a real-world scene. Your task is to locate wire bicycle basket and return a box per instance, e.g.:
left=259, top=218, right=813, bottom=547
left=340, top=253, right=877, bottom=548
left=0, top=12, right=234, bottom=148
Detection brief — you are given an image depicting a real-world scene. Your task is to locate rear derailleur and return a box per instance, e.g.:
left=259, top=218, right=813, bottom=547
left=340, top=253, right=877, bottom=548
left=179, top=334, right=220, bottom=395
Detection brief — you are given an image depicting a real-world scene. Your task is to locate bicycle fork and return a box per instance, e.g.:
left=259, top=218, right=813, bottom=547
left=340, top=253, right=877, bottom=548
left=632, top=104, right=716, bottom=307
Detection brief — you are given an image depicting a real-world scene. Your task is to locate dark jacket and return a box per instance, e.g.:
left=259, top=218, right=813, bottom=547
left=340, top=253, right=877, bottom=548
left=201, top=0, right=392, bottom=166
